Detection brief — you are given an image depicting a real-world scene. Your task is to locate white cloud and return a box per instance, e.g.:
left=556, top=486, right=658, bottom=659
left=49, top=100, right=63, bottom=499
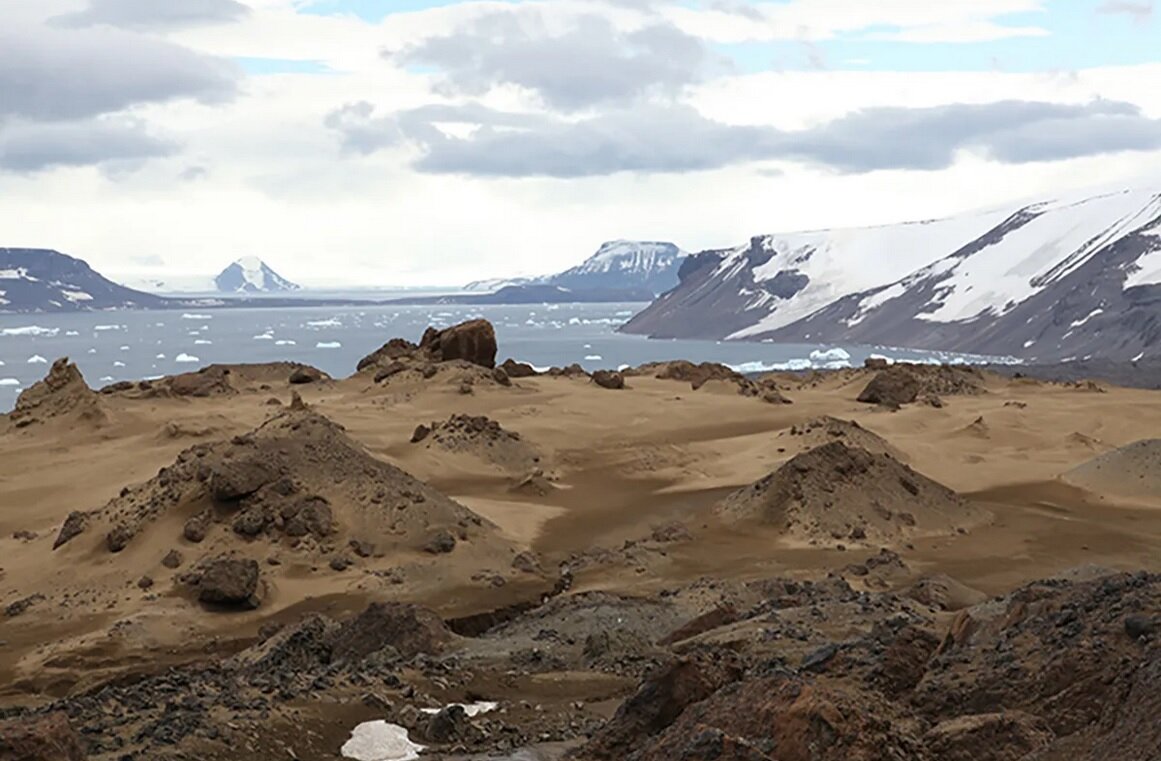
left=0, top=0, right=1157, bottom=288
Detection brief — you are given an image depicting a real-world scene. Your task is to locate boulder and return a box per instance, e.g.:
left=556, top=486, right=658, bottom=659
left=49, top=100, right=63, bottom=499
left=330, top=602, right=452, bottom=661
left=857, top=367, right=921, bottom=407
left=0, top=712, right=87, bottom=761
left=499, top=359, right=539, bottom=378
left=288, top=366, right=323, bottom=384
left=419, top=319, right=497, bottom=368
left=198, top=557, right=262, bottom=609
left=357, top=338, right=419, bottom=372
left=168, top=366, right=234, bottom=397
left=207, top=457, right=277, bottom=502
left=52, top=511, right=87, bottom=550
left=593, top=370, right=625, bottom=390
left=423, top=529, right=457, bottom=554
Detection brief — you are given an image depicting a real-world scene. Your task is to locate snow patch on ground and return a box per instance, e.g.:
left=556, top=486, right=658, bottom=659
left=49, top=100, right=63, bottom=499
left=340, top=721, right=424, bottom=761
left=1070, top=309, right=1105, bottom=328
left=1124, top=248, right=1161, bottom=289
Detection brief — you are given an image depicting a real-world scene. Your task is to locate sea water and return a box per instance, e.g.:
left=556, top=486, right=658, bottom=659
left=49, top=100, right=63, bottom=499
left=0, top=301, right=1014, bottom=411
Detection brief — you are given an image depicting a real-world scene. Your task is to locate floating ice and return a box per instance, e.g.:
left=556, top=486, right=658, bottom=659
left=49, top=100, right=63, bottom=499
left=584, top=354, right=603, bottom=361
left=0, top=378, right=19, bottom=386
left=194, top=339, right=213, bottom=345
left=120, top=346, right=130, bottom=351
left=27, top=355, right=47, bottom=364
left=99, top=376, right=113, bottom=382
left=87, top=348, right=97, bottom=354
left=65, top=330, right=80, bottom=336
left=156, top=354, right=166, bottom=359
left=2, top=326, right=60, bottom=337
left=175, top=353, right=199, bottom=363
left=93, top=325, right=122, bottom=332
left=316, top=341, right=341, bottom=349
left=113, top=361, right=126, bottom=367
left=253, top=333, right=274, bottom=340
left=340, top=721, right=424, bottom=761
left=808, top=347, right=851, bottom=363
left=182, top=313, right=212, bottom=320
left=275, top=340, right=297, bottom=346
left=306, top=318, right=342, bottom=328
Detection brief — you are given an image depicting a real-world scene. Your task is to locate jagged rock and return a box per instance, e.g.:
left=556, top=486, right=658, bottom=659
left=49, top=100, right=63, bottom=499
left=168, top=366, right=234, bottom=398
left=357, top=338, right=419, bottom=372
left=198, top=557, right=262, bottom=609
left=52, top=511, right=88, bottom=550
left=162, top=549, right=183, bottom=569
left=411, top=425, right=432, bottom=444
left=858, top=366, right=922, bottom=407
left=374, top=361, right=409, bottom=383
left=4, top=594, right=45, bottom=618
left=330, top=602, right=451, bottom=661
left=208, top=457, right=277, bottom=502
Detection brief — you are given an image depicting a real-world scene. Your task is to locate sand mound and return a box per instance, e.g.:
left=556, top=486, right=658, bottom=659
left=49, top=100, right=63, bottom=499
left=858, top=364, right=985, bottom=407
left=630, top=360, right=792, bottom=403
left=54, top=408, right=503, bottom=559
left=8, top=357, right=107, bottom=428
left=717, top=441, right=986, bottom=544
left=1063, top=439, right=1161, bottom=502
left=412, top=414, right=544, bottom=475
left=779, top=416, right=906, bottom=461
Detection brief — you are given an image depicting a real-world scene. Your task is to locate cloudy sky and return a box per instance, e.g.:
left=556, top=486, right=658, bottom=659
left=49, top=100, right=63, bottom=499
left=2, top=0, right=1159, bottom=286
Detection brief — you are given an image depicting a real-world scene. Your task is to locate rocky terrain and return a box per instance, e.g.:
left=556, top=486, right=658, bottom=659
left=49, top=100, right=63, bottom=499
left=1, top=319, right=1160, bottom=761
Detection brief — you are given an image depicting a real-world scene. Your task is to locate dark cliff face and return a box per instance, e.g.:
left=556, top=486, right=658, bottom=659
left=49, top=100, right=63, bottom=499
left=0, top=248, right=169, bottom=313
left=621, top=187, right=1161, bottom=362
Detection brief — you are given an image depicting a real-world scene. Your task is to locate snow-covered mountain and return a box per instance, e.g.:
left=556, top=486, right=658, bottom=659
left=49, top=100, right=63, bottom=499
left=465, top=241, right=687, bottom=296
left=0, top=248, right=168, bottom=313
left=214, top=257, right=300, bottom=294
left=623, top=182, right=1161, bottom=362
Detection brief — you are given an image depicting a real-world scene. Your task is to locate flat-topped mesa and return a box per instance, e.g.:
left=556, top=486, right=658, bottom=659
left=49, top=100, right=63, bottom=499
left=357, top=318, right=498, bottom=374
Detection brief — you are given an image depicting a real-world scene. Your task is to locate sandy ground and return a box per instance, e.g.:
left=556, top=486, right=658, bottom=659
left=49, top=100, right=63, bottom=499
left=1, top=356, right=1160, bottom=758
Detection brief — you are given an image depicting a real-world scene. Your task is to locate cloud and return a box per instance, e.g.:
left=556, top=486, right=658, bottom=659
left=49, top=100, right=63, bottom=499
left=326, top=99, right=1161, bottom=178
left=0, top=117, right=177, bottom=172
left=0, top=21, right=238, bottom=122
left=52, top=0, right=251, bottom=30
left=1097, top=0, right=1154, bottom=21
left=391, top=9, right=716, bottom=110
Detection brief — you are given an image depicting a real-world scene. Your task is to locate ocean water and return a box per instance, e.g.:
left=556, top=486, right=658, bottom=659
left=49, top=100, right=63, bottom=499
left=0, top=301, right=1010, bottom=411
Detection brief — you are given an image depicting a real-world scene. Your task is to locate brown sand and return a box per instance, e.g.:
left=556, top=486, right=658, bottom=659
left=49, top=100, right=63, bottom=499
left=2, top=349, right=1161, bottom=759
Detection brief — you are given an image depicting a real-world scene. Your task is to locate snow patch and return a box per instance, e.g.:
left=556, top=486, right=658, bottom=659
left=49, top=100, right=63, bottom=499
left=419, top=702, right=498, bottom=718
left=1070, top=309, right=1105, bottom=328
left=340, top=721, right=424, bottom=761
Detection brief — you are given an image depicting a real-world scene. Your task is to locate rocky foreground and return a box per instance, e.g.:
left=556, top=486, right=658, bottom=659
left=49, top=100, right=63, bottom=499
left=1, top=319, right=1159, bottom=761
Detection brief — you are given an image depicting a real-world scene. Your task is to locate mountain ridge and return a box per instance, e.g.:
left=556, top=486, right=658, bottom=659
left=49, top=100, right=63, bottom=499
left=466, top=240, right=687, bottom=296
left=623, top=181, right=1161, bottom=362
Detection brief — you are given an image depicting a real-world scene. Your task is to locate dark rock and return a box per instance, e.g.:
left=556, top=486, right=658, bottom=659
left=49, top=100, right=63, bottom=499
left=52, top=511, right=88, bottom=550
left=425, top=705, right=481, bottom=745
left=411, top=424, right=432, bottom=444
left=198, top=557, right=262, bottom=609
left=512, top=551, right=542, bottom=574
left=423, top=529, right=457, bottom=554
left=800, top=643, right=839, bottom=673
left=281, top=496, right=334, bottom=538
left=329, top=556, right=352, bottom=572
left=858, top=366, right=922, bottom=407
left=358, top=338, right=419, bottom=372
left=208, top=457, right=277, bottom=502
left=288, top=366, right=323, bottom=384
left=499, top=359, right=538, bottom=378
left=1125, top=614, right=1156, bottom=639
left=105, top=525, right=134, bottom=553
left=592, top=370, right=625, bottom=390
left=659, top=606, right=740, bottom=646
left=0, top=712, right=87, bottom=760
left=330, top=602, right=451, bottom=661
left=232, top=508, right=269, bottom=537
left=373, top=361, right=409, bottom=383
left=183, top=513, right=210, bottom=543
left=865, top=357, right=890, bottom=369
left=491, top=367, right=512, bottom=386
left=137, top=576, right=154, bottom=590
left=161, top=549, right=183, bottom=569
left=349, top=539, right=375, bottom=558
left=4, top=594, right=45, bottom=618
left=420, top=319, right=498, bottom=368
left=923, top=712, right=1053, bottom=761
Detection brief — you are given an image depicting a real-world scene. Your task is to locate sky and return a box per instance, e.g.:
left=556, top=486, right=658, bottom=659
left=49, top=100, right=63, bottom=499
left=1, top=0, right=1159, bottom=286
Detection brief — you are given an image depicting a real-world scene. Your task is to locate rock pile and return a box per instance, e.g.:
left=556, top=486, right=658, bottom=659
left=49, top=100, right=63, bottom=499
left=8, top=357, right=107, bottom=428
